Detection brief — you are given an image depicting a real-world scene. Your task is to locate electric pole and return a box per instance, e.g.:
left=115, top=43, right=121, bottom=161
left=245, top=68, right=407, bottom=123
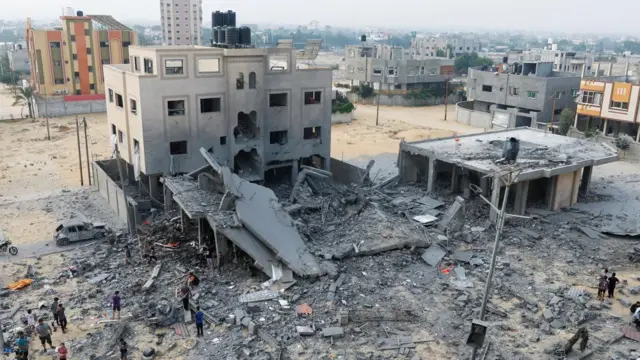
left=44, top=86, right=50, bottom=140
left=469, top=166, right=529, bottom=360
left=83, top=117, right=91, bottom=186
left=444, top=76, right=449, bottom=121
left=75, top=116, right=84, bottom=186
left=376, top=80, right=381, bottom=126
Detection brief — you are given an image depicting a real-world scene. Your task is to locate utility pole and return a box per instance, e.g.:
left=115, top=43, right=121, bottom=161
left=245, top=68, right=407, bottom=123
left=376, top=80, right=381, bottom=126
left=75, top=116, right=84, bottom=186
left=44, top=85, right=50, bottom=140
left=83, top=117, right=91, bottom=186
left=469, top=166, right=529, bottom=360
left=444, top=76, right=449, bottom=121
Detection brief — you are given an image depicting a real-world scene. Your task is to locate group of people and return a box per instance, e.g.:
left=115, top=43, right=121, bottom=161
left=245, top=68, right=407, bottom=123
left=14, top=297, right=70, bottom=360
left=596, top=269, right=620, bottom=301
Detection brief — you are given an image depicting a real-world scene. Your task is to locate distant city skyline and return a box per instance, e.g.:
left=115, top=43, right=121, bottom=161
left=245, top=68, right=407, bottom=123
left=4, top=0, right=640, bottom=35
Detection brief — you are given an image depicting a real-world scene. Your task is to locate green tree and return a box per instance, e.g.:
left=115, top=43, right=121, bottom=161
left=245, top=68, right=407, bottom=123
left=454, top=52, right=493, bottom=73
left=557, top=108, right=575, bottom=135
left=13, top=86, right=37, bottom=119
left=436, top=49, right=446, bottom=57
left=0, top=52, right=10, bottom=75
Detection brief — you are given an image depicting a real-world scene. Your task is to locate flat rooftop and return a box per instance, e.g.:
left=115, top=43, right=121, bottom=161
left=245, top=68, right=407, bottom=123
left=402, top=128, right=618, bottom=181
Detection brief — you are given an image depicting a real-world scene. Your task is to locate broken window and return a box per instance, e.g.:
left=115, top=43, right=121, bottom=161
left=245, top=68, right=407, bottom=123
left=304, top=91, right=322, bottom=105
left=373, top=68, right=382, bottom=75
left=268, top=54, right=289, bottom=71
left=111, top=124, right=116, bottom=135
left=197, top=58, right=220, bottom=73
left=236, top=72, right=244, bottom=89
left=234, top=111, right=258, bottom=140
left=118, top=130, right=124, bottom=143
left=249, top=72, right=256, bottom=89
left=130, top=99, right=137, bottom=115
left=220, top=136, right=227, bottom=145
left=556, top=91, right=563, bottom=99
left=167, top=100, right=185, bottom=116
left=134, top=57, right=140, bottom=71
left=270, top=130, right=288, bottom=145
left=200, top=97, right=221, bottom=113
left=143, top=58, right=154, bottom=74
left=108, top=89, right=114, bottom=103
left=169, top=140, right=188, bottom=155
left=610, top=101, right=629, bottom=110
left=388, top=68, right=395, bottom=76
left=508, top=86, right=519, bottom=96
left=164, top=59, right=183, bottom=75
left=481, top=85, right=492, bottom=92
left=115, top=93, right=123, bottom=108
left=303, top=126, right=321, bottom=140
left=269, top=93, right=287, bottom=107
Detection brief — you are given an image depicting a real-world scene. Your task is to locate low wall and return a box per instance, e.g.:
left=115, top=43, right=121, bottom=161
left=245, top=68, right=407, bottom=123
left=331, top=111, right=354, bottom=124
left=93, top=159, right=131, bottom=229
left=567, top=127, right=638, bottom=160
left=330, top=157, right=366, bottom=184
left=36, top=97, right=107, bottom=118
left=347, top=93, right=462, bottom=107
left=455, top=101, right=493, bottom=129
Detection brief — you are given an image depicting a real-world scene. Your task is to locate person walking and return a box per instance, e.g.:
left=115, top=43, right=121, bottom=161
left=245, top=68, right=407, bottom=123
left=597, top=275, right=608, bottom=301
left=57, top=343, right=69, bottom=360
left=51, top=297, right=60, bottom=327
left=14, top=331, right=29, bottom=360
left=119, top=338, right=128, bottom=360
left=195, top=306, right=204, bottom=337
left=112, top=291, right=122, bottom=320
left=608, top=272, right=620, bottom=298
left=124, top=245, right=131, bottom=265
left=36, top=318, right=55, bottom=352
left=57, top=303, right=68, bottom=333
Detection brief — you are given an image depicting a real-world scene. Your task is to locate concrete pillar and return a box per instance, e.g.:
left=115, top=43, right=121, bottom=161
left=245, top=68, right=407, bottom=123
left=594, top=63, right=600, bottom=78
left=573, top=112, right=579, bottom=129
left=451, top=166, right=460, bottom=193
left=571, top=170, right=581, bottom=206
left=399, top=152, right=418, bottom=184
left=149, top=175, right=161, bottom=204
left=427, top=158, right=436, bottom=193
left=214, top=227, right=229, bottom=259
left=579, top=166, right=593, bottom=196
left=181, top=209, right=189, bottom=232
left=480, top=177, right=490, bottom=197
left=513, top=181, right=530, bottom=215
left=608, top=62, right=614, bottom=76
left=197, top=218, right=203, bottom=248
left=603, top=119, right=609, bottom=136
left=291, top=160, right=299, bottom=185
left=461, top=170, right=471, bottom=199
left=163, top=185, right=173, bottom=213
left=490, top=177, right=501, bottom=222
left=545, top=176, right=557, bottom=211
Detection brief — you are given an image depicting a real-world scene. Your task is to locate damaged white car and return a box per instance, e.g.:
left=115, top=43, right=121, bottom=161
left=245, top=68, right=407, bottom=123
left=54, top=221, right=111, bottom=246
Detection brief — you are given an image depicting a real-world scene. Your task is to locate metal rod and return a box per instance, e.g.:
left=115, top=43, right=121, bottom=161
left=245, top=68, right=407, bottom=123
left=75, top=116, right=84, bottom=186
left=83, top=117, right=91, bottom=185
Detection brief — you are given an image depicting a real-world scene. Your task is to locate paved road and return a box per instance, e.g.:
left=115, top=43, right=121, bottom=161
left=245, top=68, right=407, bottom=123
left=0, top=239, right=99, bottom=261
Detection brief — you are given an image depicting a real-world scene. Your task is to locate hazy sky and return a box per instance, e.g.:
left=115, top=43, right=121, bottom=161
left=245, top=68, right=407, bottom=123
left=6, top=0, right=640, bottom=34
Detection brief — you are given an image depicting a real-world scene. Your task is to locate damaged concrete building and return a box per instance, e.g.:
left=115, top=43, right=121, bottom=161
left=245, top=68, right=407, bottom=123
left=398, top=128, right=618, bottom=220
left=103, top=43, right=332, bottom=190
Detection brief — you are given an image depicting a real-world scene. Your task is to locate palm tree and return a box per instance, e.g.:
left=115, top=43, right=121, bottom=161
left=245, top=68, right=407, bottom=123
left=13, top=86, right=37, bottom=119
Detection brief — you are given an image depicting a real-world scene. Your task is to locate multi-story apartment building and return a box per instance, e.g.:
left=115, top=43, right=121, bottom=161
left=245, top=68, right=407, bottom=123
left=7, top=45, right=30, bottom=73
left=160, top=0, right=203, bottom=46
left=103, top=45, right=332, bottom=183
left=466, top=61, right=581, bottom=129
left=508, top=48, right=592, bottom=74
left=25, top=14, right=136, bottom=97
left=575, top=78, right=640, bottom=141
left=344, top=45, right=454, bottom=92
left=410, top=35, right=481, bottom=59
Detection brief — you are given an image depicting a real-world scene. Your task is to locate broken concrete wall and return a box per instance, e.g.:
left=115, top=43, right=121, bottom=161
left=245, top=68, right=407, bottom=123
left=329, top=158, right=365, bottom=184
left=93, top=159, right=132, bottom=230
left=553, top=170, right=581, bottom=210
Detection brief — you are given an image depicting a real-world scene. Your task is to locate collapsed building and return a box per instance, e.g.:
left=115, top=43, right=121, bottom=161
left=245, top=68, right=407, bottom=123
left=398, top=128, right=618, bottom=220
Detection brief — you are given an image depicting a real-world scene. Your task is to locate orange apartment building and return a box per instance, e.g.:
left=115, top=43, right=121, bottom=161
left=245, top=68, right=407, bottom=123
left=575, top=78, right=640, bottom=141
left=26, top=13, right=137, bottom=99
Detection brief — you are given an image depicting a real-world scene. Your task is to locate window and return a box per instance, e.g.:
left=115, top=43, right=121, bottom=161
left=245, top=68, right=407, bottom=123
left=133, top=138, right=139, bottom=150
left=52, top=61, right=62, bottom=66
left=197, top=58, right=220, bottom=73
left=70, top=35, right=76, bottom=42
left=86, top=47, right=92, bottom=55
left=167, top=100, right=185, bottom=116
left=527, top=91, right=537, bottom=99
left=123, top=41, right=131, bottom=47
left=610, top=101, right=629, bottom=110
left=420, top=66, right=425, bottom=75
left=144, top=58, right=154, bottom=74
left=75, top=89, right=81, bottom=95
left=555, top=91, right=563, bottom=99
left=84, top=29, right=89, bottom=36
left=303, top=126, right=321, bottom=139
left=101, top=59, right=110, bottom=65
left=236, top=72, right=244, bottom=89
left=100, top=41, right=108, bottom=48
left=571, top=89, right=578, bottom=98
left=108, top=89, right=114, bottom=102
left=89, top=84, right=95, bottom=90
left=429, top=68, right=437, bottom=75
left=270, top=130, right=288, bottom=145
left=580, top=91, right=601, bottom=105
left=49, top=42, right=61, bottom=48
left=111, top=124, right=116, bottom=135
left=54, top=79, right=64, bottom=84
left=373, top=68, right=382, bottom=75
left=269, top=93, right=287, bottom=107
left=481, top=85, right=492, bottom=92
left=508, top=86, right=519, bottom=96
left=220, top=136, right=227, bottom=145
left=74, top=71, right=80, bottom=77
left=165, top=59, right=183, bottom=75
left=304, top=91, right=322, bottom=105
left=388, top=68, right=395, bottom=76
left=170, top=141, right=188, bottom=155
left=88, top=66, right=93, bottom=72
left=123, top=58, right=130, bottom=64
left=115, top=94, right=123, bottom=108
left=130, top=99, right=137, bottom=115
left=200, top=97, right=221, bottom=113
left=134, top=57, right=140, bottom=71
left=118, top=130, right=123, bottom=143
left=249, top=72, right=256, bottom=89
left=72, top=54, right=78, bottom=60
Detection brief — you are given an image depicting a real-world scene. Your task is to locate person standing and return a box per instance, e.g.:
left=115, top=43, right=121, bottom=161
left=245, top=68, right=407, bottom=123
left=57, top=343, right=68, bottom=360
left=180, top=284, right=191, bottom=311
left=195, top=306, right=204, bottom=337
left=112, top=291, right=122, bottom=320
left=119, top=338, right=128, bottom=360
left=204, top=247, right=214, bottom=271
left=15, top=331, right=29, bottom=359
left=187, top=271, right=200, bottom=288
left=57, top=303, right=68, bottom=333
left=124, top=245, right=131, bottom=265
left=36, top=318, right=55, bottom=352
left=597, top=275, right=608, bottom=301
left=51, top=297, right=60, bottom=326
left=608, top=272, right=620, bottom=298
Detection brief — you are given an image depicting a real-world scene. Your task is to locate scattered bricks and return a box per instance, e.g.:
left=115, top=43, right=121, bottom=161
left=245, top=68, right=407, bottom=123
left=337, top=310, right=349, bottom=325
left=296, top=326, right=315, bottom=336
left=322, top=327, right=344, bottom=338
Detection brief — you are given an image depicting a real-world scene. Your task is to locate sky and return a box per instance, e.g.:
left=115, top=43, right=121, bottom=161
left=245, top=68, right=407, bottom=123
left=5, top=0, right=640, bottom=34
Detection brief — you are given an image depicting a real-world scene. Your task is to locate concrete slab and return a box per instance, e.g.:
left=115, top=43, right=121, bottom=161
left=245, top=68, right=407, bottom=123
left=322, top=327, right=344, bottom=338
left=88, top=273, right=110, bottom=284
left=421, top=245, right=446, bottom=267
left=216, top=224, right=276, bottom=279
left=239, top=290, right=280, bottom=303
left=452, top=251, right=473, bottom=263
left=415, top=196, right=444, bottom=209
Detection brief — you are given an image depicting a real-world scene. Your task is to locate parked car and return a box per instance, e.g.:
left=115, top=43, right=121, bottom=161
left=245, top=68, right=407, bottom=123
left=54, top=221, right=111, bottom=246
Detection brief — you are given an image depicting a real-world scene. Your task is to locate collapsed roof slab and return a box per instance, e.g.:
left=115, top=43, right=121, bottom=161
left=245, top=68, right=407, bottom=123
left=214, top=222, right=276, bottom=279
left=401, top=127, right=618, bottom=182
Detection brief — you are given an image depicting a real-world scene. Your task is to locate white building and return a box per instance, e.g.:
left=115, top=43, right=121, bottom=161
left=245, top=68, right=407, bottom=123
left=103, top=45, right=332, bottom=184
left=160, top=0, right=202, bottom=46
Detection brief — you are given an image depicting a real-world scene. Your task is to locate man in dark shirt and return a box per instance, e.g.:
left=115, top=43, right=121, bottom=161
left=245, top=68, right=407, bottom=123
left=57, top=303, right=67, bottom=333
left=119, top=338, right=128, bottom=360
left=112, top=291, right=122, bottom=319
left=51, top=297, right=60, bottom=326
left=180, top=285, right=191, bottom=311
left=195, top=306, right=204, bottom=337
left=608, top=272, right=620, bottom=298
